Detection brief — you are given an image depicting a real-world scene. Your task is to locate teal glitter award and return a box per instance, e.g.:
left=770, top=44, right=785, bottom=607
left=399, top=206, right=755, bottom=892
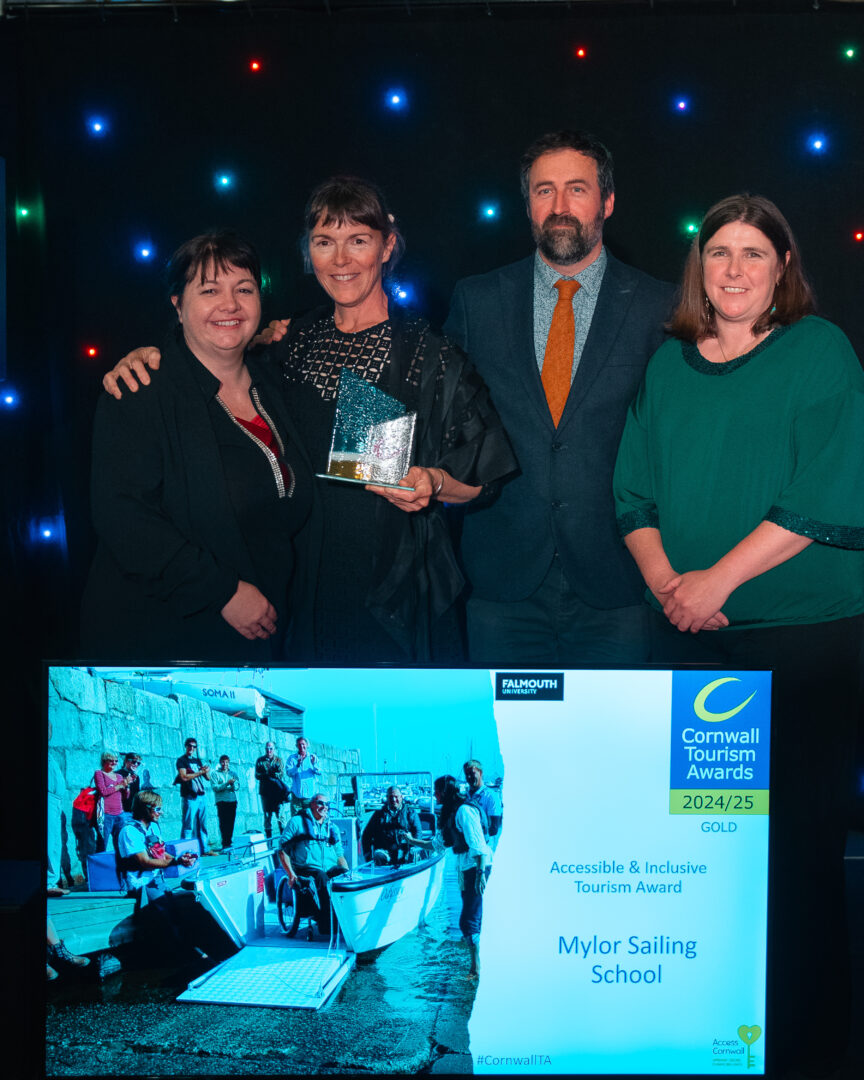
left=316, top=368, right=417, bottom=489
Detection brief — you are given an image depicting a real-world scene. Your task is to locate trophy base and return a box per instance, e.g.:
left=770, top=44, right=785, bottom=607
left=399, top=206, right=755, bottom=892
left=315, top=473, right=415, bottom=491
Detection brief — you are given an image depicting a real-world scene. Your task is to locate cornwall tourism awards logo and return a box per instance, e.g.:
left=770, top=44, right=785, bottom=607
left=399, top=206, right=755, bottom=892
left=669, top=670, right=771, bottom=816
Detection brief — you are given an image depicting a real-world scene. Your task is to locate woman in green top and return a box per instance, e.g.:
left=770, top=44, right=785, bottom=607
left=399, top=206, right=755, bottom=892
left=613, top=193, right=864, bottom=1077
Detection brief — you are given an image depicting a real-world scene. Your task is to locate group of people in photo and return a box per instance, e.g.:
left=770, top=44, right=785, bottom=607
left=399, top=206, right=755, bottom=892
left=50, top=727, right=505, bottom=983
left=53, top=733, right=329, bottom=890
left=68, top=125, right=862, bottom=1073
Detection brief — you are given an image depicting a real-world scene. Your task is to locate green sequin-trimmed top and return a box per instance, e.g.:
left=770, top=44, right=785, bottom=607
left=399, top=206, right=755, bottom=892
left=613, top=316, right=864, bottom=628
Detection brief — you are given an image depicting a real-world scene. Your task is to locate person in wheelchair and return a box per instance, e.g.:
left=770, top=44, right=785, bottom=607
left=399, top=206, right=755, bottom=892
left=361, top=785, right=424, bottom=866
left=278, top=793, right=348, bottom=936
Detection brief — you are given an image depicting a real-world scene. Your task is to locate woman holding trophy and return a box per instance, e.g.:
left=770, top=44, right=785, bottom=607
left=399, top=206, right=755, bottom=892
left=102, top=178, right=515, bottom=663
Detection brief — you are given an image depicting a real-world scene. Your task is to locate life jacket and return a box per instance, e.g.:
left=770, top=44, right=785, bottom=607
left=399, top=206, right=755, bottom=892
left=115, top=820, right=165, bottom=888
left=288, top=810, right=341, bottom=851
left=369, top=805, right=416, bottom=848
left=443, top=801, right=488, bottom=855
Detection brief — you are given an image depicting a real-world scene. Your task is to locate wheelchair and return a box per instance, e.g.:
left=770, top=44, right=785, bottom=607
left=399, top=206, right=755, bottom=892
left=276, top=871, right=324, bottom=940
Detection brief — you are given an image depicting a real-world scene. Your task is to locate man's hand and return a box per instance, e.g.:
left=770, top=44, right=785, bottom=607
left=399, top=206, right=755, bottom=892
left=221, top=581, right=277, bottom=640
left=103, top=347, right=162, bottom=398
left=178, top=852, right=197, bottom=868
left=475, top=868, right=487, bottom=895
left=251, top=318, right=291, bottom=348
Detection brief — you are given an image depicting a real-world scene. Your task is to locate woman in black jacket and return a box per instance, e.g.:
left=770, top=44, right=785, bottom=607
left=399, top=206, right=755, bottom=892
left=103, top=181, right=516, bottom=663
left=82, top=231, right=315, bottom=661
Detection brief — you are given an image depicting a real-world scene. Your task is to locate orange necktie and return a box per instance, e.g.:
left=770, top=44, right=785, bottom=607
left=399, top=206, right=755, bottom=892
left=541, top=278, right=581, bottom=426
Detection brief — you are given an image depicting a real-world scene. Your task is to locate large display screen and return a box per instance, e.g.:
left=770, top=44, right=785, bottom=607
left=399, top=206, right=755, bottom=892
left=46, top=665, right=770, bottom=1076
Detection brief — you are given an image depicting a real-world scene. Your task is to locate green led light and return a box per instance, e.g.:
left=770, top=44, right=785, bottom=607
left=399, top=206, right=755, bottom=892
left=684, top=222, right=699, bottom=235
left=843, top=46, right=856, bottom=59
left=17, top=207, right=30, bottom=218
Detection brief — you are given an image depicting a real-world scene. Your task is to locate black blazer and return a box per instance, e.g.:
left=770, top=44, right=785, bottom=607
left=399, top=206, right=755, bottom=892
left=81, top=332, right=319, bottom=662
left=444, top=252, right=675, bottom=608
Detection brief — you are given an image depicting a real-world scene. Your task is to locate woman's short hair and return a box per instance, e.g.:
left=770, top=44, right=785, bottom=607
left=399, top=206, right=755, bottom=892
left=165, top=230, right=263, bottom=302
left=100, top=750, right=118, bottom=766
left=301, top=176, right=404, bottom=277
left=668, top=193, right=815, bottom=342
left=132, top=790, right=162, bottom=821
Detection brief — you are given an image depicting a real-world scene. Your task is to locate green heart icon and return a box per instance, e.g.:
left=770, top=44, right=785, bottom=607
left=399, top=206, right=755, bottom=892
left=737, top=1025, right=762, bottom=1046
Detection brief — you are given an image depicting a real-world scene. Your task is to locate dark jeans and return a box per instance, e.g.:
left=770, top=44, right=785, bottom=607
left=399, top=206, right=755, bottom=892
left=216, top=802, right=237, bottom=849
left=101, top=812, right=125, bottom=852
left=459, top=866, right=491, bottom=942
left=651, top=611, right=864, bottom=1074
left=467, top=554, right=650, bottom=666
left=261, top=799, right=288, bottom=839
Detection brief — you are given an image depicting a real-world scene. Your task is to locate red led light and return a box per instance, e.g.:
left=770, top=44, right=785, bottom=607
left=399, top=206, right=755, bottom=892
left=249, top=60, right=262, bottom=72
left=574, top=46, right=587, bottom=59
left=855, top=231, right=864, bottom=242
left=86, top=346, right=98, bottom=357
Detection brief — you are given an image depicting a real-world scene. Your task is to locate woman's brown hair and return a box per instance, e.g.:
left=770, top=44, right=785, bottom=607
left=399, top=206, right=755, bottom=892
left=667, top=194, right=815, bottom=343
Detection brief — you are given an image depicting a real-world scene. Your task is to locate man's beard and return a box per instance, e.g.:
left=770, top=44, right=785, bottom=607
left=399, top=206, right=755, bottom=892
left=533, top=209, right=605, bottom=266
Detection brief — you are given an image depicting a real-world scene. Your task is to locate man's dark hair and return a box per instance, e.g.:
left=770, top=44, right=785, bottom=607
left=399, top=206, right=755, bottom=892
left=165, top=230, right=263, bottom=302
left=519, top=130, right=615, bottom=204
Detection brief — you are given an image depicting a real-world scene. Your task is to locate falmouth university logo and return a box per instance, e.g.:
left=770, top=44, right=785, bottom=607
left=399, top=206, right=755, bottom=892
left=495, top=673, right=564, bottom=701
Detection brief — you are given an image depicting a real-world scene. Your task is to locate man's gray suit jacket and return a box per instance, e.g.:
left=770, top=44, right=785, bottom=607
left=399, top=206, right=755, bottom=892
left=444, top=251, right=675, bottom=609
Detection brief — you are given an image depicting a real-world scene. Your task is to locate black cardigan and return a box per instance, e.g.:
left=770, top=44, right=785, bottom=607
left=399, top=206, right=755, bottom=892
left=81, top=329, right=319, bottom=663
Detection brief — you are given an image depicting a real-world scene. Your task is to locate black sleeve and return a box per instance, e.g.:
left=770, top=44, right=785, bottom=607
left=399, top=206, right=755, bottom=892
left=90, top=390, right=238, bottom=617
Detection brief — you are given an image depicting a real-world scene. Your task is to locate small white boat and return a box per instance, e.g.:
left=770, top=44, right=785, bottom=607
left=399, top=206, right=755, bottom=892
left=179, top=769, right=445, bottom=1009
left=330, top=850, right=446, bottom=953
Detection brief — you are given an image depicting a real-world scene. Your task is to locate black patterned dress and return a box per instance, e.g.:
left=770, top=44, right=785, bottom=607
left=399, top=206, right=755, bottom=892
left=270, top=308, right=515, bottom=663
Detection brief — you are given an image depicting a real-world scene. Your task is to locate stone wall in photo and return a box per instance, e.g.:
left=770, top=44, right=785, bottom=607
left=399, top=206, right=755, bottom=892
left=48, top=667, right=361, bottom=882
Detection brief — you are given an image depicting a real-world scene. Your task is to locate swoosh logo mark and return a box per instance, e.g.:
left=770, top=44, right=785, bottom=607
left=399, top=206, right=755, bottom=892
left=693, top=677, right=756, bottom=722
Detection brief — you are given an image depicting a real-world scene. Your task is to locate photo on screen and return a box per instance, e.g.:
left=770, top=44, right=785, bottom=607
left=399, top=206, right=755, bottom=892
left=45, top=664, right=770, bottom=1076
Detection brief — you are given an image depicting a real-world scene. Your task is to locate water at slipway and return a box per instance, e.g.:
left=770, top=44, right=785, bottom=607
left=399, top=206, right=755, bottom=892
left=46, top=854, right=479, bottom=1076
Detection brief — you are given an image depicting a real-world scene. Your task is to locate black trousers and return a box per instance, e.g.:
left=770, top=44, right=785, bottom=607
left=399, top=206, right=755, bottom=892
left=215, top=801, right=237, bottom=849
left=295, top=865, right=337, bottom=936
left=651, top=612, right=864, bottom=1075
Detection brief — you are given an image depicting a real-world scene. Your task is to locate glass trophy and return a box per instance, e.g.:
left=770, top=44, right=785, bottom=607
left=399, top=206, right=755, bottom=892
left=316, top=368, right=417, bottom=489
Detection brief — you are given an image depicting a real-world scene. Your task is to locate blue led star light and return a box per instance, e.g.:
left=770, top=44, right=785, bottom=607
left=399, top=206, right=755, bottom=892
left=215, top=172, right=235, bottom=191
left=134, top=241, right=155, bottom=263
left=385, top=88, right=408, bottom=111
left=390, top=280, right=414, bottom=304
left=480, top=203, right=499, bottom=221
left=674, top=98, right=689, bottom=113
left=2, top=389, right=19, bottom=408
left=87, top=115, right=109, bottom=137
left=807, top=133, right=828, bottom=154
left=27, top=514, right=68, bottom=550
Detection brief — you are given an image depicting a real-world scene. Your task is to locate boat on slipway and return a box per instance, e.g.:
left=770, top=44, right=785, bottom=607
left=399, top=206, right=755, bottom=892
left=178, top=771, right=444, bottom=1010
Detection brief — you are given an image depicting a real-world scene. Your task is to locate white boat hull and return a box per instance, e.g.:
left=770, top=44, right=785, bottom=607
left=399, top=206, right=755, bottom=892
left=330, top=853, right=446, bottom=953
